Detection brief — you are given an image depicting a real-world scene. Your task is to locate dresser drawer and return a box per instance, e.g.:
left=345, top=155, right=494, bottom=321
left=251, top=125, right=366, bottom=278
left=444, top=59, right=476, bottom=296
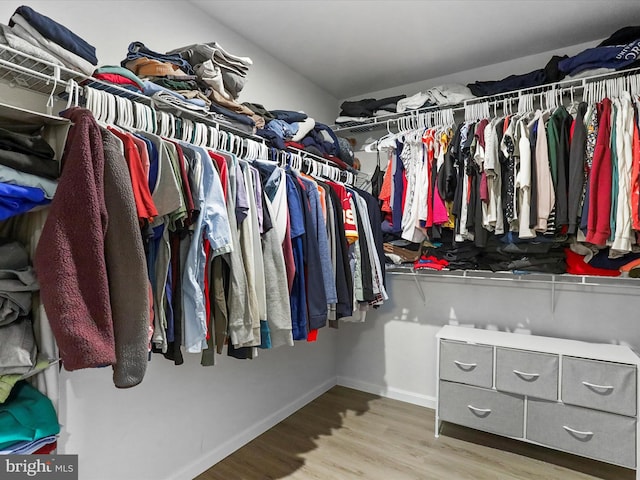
left=527, top=399, right=636, bottom=468
left=495, top=348, right=558, bottom=401
left=440, top=340, right=493, bottom=388
left=439, top=380, right=524, bottom=438
left=562, top=357, right=636, bottom=417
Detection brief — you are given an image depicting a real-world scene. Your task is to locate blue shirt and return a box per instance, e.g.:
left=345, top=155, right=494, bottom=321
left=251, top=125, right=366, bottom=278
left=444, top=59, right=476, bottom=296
left=0, top=182, right=48, bottom=221
left=181, top=145, right=233, bottom=353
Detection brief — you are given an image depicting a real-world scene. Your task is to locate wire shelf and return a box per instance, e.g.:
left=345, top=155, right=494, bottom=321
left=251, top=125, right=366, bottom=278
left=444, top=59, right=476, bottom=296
left=0, top=44, right=85, bottom=96
left=332, top=65, right=640, bottom=134
left=387, top=265, right=640, bottom=289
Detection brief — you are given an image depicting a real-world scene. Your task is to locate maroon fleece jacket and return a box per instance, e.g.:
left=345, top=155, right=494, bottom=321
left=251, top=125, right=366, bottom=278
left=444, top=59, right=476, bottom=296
left=35, top=108, right=115, bottom=370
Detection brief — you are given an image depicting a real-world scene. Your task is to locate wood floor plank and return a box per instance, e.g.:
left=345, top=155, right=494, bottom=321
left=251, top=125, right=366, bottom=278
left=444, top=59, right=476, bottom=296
left=195, top=386, right=635, bottom=480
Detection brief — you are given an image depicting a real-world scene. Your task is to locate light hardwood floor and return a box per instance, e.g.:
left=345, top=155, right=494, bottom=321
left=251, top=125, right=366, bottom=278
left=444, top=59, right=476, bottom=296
left=195, top=386, right=634, bottom=480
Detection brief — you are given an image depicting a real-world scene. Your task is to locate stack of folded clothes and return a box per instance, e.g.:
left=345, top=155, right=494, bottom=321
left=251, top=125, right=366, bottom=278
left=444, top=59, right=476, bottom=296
left=396, top=84, right=475, bottom=113
left=335, top=95, right=406, bottom=125
left=115, top=41, right=257, bottom=133
left=0, top=240, right=48, bottom=406
left=0, top=381, right=59, bottom=453
left=6, top=5, right=97, bottom=75
left=383, top=239, right=422, bottom=265
left=92, top=65, right=145, bottom=93
left=0, top=124, right=58, bottom=220
left=168, top=42, right=252, bottom=100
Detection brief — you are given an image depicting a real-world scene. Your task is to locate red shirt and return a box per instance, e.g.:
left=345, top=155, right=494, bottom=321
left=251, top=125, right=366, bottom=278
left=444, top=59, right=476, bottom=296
left=107, top=127, right=157, bottom=222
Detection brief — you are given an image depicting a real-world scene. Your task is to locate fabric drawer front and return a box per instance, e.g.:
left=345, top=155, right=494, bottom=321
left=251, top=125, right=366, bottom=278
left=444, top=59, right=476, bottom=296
left=440, top=341, right=493, bottom=388
left=439, top=380, right=524, bottom=438
left=527, top=399, right=636, bottom=468
left=495, top=348, right=558, bottom=401
left=562, top=357, right=636, bottom=417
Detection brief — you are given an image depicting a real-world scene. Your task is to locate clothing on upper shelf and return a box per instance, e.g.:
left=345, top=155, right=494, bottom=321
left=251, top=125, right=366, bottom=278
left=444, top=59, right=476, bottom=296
left=558, top=40, right=640, bottom=77
left=340, top=95, right=406, bottom=118
left=467, top=55, right=567, bottom=97
left=168, top=42, right=253, bottom=99
left=396, top=85, right=475, bottom=113
left=8, top=7, right=96, bottom=75
left=11, top=5, right=97, bottom=65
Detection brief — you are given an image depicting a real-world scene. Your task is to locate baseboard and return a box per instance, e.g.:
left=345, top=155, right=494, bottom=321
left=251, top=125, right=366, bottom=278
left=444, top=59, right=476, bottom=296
left=337, top=376, right=436, bottom=409
left=169, top=377, right=338, bottom=480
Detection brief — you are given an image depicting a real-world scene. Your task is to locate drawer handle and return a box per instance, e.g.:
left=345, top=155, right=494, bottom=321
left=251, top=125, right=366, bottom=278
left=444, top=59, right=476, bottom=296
left=467, top=405, right=492, bottom=417
left=582, top=381, right=614, bottom=393
left=562, top=425, right=594, bottom=439
left=454, top=360, right=478, bottom=371
left=512, top=369, right=540, bottom=380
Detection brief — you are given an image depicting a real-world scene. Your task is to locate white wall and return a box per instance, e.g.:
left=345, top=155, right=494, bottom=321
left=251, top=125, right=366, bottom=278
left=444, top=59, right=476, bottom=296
left=0, top=2, right=340, bottom=479
left=337, top=269, right=640, bottom=410
left=341, top=40, right=599, bottom=104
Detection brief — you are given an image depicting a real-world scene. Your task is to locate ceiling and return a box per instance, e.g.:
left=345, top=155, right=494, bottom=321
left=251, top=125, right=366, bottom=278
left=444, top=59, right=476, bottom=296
left=190, top=0, right=640, bottom=100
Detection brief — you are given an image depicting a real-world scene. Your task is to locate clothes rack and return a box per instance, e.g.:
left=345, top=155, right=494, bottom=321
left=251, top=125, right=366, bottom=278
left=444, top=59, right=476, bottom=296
left=333, top=65, right=640, bottom=133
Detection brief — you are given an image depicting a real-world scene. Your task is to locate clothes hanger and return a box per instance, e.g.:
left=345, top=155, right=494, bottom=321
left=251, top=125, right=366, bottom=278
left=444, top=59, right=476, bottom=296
left=208, top=125, right=218, bottom=150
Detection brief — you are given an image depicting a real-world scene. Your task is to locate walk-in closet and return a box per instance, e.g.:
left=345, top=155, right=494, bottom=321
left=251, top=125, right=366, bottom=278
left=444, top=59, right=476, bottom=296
left=1, top=1, right=640, bottom=479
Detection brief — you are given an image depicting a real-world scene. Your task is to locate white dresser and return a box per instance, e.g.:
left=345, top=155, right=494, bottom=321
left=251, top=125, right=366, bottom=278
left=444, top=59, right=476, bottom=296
left=435, top=325, right=640, bottom=476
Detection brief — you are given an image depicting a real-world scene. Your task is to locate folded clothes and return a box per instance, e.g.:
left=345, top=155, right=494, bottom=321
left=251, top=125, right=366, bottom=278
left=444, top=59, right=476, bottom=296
left=0, top=182, right=49, bottom=221
left=93, top=72, right=143, bottom=92
left=414, top=255, right=449, bottom=270
left=10, top=14, right=94, bottom=75
left=0, top=317, right=36, bottom=375
left=426, top=84, right=475, bottom=106
left=0, top=126, right=54, bottom=160
left=0, top=381, right=60, bottom=450
left=209, top=102, right=255, bottom=127
left=168, top=42, right=252, bottom=99
left=142, top=81, right=209, bottom=113
left=266, top=119, right=298, bottom=140
left=256, top=129, right=285, bottom=149
left=468, top=55, right=567, bottom=97
left=270, top=110, right=307, bottom=123
left=209, top=88, right=254, bottom=116
left=12, top=5, right=97, bottom=65
left=121, top=41, right=193, bottom=75
left=340, top=95, right=406, bottom=117
left=0, top=434, right=57, bottom=454
left=396, top=92, right=432, bottom=113
left=151, top=77, right=200, bottom=91
left=565, top=248, right=621, bottom=277
left=125, top=56, right=189, bottom=78
left=0, top=23, right=62, bottom=66
left=384, top=243, right=421, bottom=262
left=210, top=113, right=254, bottom=135
left=194, top=59, right=232, bottom=100
left=175, top=89, right=211, bottom=106
left=559, top=40, right=640, bottom=76
left=588, top=248, right=640, bottom=270
left=335, top=116, right=370, bottom=125
left=0, top=358, right=49, bottom=404
left=0, top=164, right=56, bottom=199
left=0, top=242, right=39, bottom=327
left=243, top=102, right=275, bottom=122
left=168, top=42, right=252, bottom=76
left=94, top=65, right=145, bottom=90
